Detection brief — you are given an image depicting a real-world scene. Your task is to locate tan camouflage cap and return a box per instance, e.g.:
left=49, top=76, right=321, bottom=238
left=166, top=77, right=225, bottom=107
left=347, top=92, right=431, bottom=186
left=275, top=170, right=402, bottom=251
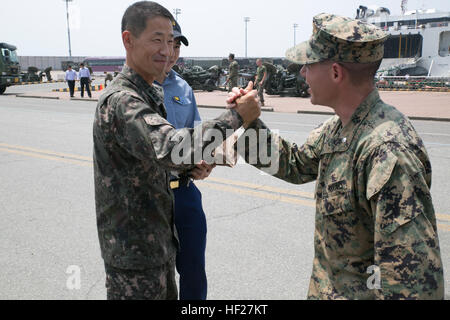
left=286, top=13, right=388, bottom=65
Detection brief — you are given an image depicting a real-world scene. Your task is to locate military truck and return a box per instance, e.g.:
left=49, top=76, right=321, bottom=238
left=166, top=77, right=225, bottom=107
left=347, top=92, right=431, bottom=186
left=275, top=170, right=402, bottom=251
left=0, top=43, right=21, bottom=94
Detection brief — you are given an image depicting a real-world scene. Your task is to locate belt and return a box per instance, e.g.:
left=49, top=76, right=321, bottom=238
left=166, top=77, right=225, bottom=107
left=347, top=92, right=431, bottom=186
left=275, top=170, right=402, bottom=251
left=170, top=176, right=191, bottom=190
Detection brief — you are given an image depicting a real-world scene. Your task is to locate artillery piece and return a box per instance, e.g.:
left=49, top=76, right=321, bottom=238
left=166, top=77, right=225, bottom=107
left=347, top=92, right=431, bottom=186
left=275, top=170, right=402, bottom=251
left=21, top=66, right=41, bottom=83
left=39, top=67, right=53, bottom=82
left=264, top=62, right=310, bottom=97
left=177, top=65, right=219, bottom=92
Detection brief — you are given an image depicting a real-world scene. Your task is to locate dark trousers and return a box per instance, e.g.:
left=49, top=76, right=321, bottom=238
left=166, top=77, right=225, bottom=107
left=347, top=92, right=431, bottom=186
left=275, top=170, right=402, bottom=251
left=67, top=80, right=75, bottom=97
left=173, top=183, right=207, bottom=300
left=80, top=77, right=91, bottom=98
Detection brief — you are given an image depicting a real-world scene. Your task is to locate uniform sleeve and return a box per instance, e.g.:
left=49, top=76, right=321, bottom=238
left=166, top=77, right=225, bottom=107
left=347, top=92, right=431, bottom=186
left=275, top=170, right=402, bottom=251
left=191, top=90, right=201, bottom=124
left=364, top=144, right=444, bottom=300
left=238, top=119, right=324, bottom=184
left=111, top=92, right=243, bottom=171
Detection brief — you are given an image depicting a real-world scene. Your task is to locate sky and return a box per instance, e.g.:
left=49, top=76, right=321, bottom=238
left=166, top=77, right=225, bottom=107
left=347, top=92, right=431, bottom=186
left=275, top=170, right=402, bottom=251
left=1, top=0, right=449, bottom=58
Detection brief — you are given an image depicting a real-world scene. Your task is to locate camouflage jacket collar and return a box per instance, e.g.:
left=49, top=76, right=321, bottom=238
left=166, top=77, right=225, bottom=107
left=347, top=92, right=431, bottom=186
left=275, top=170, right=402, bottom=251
left=321, top=89, right=381, bottom=154
left=120, top=65, right=164, bottom=108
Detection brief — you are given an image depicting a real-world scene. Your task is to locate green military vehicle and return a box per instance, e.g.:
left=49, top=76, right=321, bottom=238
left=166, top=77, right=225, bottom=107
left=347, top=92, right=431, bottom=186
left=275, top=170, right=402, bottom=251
left=0, top=43, right=21, bottom=94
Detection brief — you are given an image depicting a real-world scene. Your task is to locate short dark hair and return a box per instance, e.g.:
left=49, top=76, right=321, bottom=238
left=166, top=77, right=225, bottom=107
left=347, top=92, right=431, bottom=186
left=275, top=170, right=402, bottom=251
left=122, top=1, right=174, bottom=37
left=338, top=60, right=382, bottom=86
left=229, top=53, right=235, bottom=60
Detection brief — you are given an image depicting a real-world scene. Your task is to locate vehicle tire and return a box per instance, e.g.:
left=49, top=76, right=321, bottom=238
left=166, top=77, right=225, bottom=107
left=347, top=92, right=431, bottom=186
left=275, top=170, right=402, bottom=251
left=205, top=79, right=216, bottom=92
left=0, top=86, right=6, bottom=95
left=299, top=89, right=310, bottom=98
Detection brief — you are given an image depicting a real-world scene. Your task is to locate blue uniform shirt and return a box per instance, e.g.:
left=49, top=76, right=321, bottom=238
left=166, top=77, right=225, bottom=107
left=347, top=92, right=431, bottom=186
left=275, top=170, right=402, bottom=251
left=159, top=69, right=201, bottom=129
left=65, top=70, right=77, bottom=81
left=78, top=67, right=91, bottom=79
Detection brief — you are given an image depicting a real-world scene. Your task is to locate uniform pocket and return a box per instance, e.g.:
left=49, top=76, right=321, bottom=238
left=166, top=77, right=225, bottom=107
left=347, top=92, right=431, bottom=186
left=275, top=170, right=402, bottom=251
left=320, top=190, right=353, bottom=216
left=142, top=114, right=175, bottom=160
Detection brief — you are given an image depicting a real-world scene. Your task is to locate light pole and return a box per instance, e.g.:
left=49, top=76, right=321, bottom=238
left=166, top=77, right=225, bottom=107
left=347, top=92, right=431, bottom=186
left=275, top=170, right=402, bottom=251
left=293, top=23, right=299, bottom=46
left=173, top=8, right=181, bottom=21
left=62, top=0, right=74, bottom=58
left=244, top=17, right=250, bottom=58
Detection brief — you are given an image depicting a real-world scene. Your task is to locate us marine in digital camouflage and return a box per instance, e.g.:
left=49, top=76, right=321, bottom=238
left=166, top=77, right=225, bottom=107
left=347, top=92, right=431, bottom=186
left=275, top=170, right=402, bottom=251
left=226, top=53, right=239, bottom=92
left=229, top=13, right=445, bottom=300
left=93, top=1, right=260, bottom=300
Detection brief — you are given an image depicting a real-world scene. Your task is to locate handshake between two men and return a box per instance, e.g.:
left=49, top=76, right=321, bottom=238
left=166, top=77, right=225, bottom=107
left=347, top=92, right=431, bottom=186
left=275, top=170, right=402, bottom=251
left=188, top=81, right=262, bottom=181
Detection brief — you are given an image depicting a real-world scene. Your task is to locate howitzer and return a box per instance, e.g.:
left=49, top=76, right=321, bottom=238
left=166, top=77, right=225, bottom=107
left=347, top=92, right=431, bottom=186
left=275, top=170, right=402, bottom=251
left=177, top=65, right=219, bottom=92
left=21, top=66, right=40, bottom=83
left=264, top=62, right=309, bottom=97
left=39, top=67, right=52, bottom=82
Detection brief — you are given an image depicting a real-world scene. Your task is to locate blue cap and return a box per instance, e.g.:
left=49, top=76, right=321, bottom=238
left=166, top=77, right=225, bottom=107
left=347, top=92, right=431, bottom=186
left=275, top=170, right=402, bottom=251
left=173, top=19, right=189, bottom=46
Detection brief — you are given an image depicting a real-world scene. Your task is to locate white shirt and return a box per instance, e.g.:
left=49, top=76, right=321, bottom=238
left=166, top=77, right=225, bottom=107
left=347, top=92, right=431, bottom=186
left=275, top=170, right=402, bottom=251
left=78, top=67, right=91, bottom=79
left=65, top=69, right=77, bottom=81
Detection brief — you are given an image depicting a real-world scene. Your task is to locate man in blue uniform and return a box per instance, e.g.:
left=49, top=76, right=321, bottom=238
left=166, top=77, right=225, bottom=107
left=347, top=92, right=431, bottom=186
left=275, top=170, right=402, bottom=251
left=155, top=20, right=211, bottom=300
left=65, top=65, right=77, bottom=98
left=78, top=63, right=92, bottom=98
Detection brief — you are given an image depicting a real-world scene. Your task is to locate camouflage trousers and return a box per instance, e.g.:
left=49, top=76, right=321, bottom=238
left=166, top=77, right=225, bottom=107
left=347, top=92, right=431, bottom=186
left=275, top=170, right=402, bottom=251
left=104, top=260, right=178, bottom=300
left=228, top=77, right=238, bottom=92
left=255, top=81, right=265, bottom=103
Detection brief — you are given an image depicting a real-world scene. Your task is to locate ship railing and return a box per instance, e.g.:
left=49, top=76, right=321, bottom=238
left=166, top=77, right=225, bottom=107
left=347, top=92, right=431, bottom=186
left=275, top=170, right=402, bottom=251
left=386, top=22, right=448, bottom=31
left=375, top=76, right=450, bottom=91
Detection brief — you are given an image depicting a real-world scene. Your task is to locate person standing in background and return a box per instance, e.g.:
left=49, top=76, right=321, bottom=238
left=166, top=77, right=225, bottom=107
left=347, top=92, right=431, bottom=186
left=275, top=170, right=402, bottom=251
left=78, top=63, right=92, bottom=98
left=65, top=65, right=77, bottom=98
left=226, top=53, right=239, bottom=92
left=155, top=20, right=211, bottom=300
left=255, top=59, right=267, bottom=106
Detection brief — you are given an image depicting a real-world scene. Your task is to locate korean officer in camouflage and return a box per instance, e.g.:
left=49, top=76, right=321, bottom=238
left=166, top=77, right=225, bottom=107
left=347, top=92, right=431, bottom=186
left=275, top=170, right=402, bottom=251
left=226, top=53, right=239, bottom=92
left=93, top=1, right=260, bottom=300
left=230, top=13, right=444, bottom=300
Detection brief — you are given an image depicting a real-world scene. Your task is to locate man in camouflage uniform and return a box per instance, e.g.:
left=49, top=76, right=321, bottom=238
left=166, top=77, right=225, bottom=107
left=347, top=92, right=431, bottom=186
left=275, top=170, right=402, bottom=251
left=104, top=72, right=114, bottom=88
left=93, top=1, right=260, bottom=300
left=226, top=53, right=239, bottom=92
left=230, top=13, right=444, bottom=299
left=255, top=59, right=267, bottom=106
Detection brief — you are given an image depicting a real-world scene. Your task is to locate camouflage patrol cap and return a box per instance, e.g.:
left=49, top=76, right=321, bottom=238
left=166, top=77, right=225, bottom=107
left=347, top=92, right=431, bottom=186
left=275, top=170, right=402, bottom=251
left=286, top=13, right=388, bottom=64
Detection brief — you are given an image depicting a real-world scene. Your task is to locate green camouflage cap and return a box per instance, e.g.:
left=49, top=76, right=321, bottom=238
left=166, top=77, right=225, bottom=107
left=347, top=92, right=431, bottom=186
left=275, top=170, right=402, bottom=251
left=286, top=13, right=388, bottom=64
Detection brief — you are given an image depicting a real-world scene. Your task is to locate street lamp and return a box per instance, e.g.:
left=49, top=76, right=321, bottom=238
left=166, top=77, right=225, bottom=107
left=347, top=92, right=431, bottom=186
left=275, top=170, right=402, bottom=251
left=62, top=0, right=74, bottom=58
left=293, top=23, right=299, bottom=46
left=244, top=17, right=250, bottom=58
left=173, top=8, right=181, bottom=21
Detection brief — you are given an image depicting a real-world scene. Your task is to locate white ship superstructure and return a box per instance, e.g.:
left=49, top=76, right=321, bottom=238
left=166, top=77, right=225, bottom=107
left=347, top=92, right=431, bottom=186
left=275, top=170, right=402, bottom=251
left=356, top=5, right=450, bottom=77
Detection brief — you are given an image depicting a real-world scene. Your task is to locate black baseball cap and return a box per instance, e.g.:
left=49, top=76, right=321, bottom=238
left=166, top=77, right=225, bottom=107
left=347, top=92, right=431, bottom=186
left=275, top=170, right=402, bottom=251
left=173, top=19, right=189, bottom=46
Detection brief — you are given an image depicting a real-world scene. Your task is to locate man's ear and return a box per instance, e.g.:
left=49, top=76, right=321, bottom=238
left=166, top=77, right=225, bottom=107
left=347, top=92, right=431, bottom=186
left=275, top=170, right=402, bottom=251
left=331, top=62, right=345, bottom=84
left=122, top=31, right=133, bottom=50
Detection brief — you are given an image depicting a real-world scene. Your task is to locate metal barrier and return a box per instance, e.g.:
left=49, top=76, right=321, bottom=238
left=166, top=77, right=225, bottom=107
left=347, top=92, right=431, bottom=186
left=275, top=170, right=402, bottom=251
left=376, top=76, right=450, bottom=92
left=52, top=85, right=104, bottom=92
left=15, top=80, right=66, bottom=86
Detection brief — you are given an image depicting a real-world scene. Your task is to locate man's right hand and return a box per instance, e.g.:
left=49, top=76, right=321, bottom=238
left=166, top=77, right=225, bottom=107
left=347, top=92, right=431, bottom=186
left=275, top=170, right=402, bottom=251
left=227, top=81, right=260, bottom=127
